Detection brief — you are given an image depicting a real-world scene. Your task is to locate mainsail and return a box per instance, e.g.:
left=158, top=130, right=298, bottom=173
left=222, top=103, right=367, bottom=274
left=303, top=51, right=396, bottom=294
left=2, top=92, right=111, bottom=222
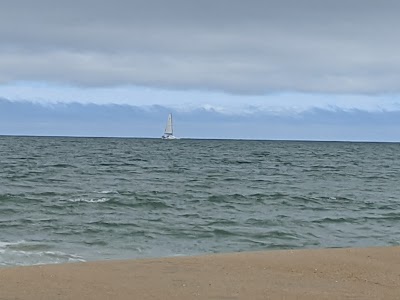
left=162, top=113, right=178, bottom=139
left=164, top=113, right=173, bottom=136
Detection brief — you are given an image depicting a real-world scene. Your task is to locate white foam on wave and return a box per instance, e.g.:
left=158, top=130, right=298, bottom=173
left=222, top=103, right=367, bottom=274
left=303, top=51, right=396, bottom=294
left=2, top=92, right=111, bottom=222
left=68, top=197, right=110, bottom=203
left=0, top=240, right=26, bottom=249
left=40, top=251, right=85, bottom=262
left=0, top=240, right=86, bottom=267
left=97, top=190, right=119, bottom=194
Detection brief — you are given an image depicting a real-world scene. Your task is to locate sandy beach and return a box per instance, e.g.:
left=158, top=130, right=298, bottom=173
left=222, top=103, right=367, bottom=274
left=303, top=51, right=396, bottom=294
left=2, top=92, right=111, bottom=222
left=1, top=246, right=399, bottom=300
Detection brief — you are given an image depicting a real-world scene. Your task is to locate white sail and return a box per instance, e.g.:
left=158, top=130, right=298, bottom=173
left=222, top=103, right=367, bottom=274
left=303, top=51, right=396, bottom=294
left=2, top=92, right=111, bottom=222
left=162, top=113, right=179, bottom=139
left=164, top=113, right=173, bottom=135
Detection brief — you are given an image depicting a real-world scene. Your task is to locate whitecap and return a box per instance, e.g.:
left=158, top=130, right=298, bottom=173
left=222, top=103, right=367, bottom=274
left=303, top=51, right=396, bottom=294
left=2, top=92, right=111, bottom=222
left=97, top=190, right=119, bottom=194
left=68, top=197, right=110, bottom=203
left=0, top=240, right=27, bottom=249
left=0, top=241, right=86, bottom=266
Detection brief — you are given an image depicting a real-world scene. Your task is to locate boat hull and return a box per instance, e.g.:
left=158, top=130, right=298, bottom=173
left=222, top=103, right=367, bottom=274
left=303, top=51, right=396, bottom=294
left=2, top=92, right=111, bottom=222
left=162, top=135, right=179, bottom=140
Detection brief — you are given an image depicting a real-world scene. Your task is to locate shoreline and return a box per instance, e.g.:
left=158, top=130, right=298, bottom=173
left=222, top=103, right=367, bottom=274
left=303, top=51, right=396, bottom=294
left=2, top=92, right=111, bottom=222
left=1, top=246, right=399, bottom=299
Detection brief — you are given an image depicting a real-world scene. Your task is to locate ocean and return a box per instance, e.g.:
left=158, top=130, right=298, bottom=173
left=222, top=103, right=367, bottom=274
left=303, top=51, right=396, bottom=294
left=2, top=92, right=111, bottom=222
left=0, top=136, right=399, bottom=266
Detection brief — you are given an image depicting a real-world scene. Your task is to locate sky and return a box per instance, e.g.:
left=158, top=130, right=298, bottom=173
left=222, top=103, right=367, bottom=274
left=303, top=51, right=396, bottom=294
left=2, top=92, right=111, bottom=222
left=1, top=0, right=400, bottom=141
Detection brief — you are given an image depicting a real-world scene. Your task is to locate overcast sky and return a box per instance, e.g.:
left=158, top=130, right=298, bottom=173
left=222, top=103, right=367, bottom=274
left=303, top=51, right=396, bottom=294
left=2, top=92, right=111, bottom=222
left=1, top=0, right=400, bottom=140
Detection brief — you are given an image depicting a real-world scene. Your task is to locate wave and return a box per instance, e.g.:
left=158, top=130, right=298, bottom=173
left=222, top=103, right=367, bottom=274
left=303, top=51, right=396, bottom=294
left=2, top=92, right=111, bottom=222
left=87, top=220, right=141, bottom=228
left=0, top=240, right=85, bottom=266
left=2, top=137, right=400, bottom=267
left=47, top=163, right=77, bottom=168
left=96, top=198, right=172, bottom=209
left=311, top=217, right=357, bottom=224
left=211, top=228, right=237, bottom=237
left=244, top=218, right=276, bottom=226
left=68, top=197, right=110, bottom=203
left=96, top=190, right=119, bottom=194
left=207, top=193, right=246, bottom=203
left=377, top=212, right=400, bottom=221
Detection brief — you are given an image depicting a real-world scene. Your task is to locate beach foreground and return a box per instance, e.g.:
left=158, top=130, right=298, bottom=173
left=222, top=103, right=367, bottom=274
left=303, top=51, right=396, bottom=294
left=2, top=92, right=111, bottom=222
left=1, top=247, right=399, bottom=299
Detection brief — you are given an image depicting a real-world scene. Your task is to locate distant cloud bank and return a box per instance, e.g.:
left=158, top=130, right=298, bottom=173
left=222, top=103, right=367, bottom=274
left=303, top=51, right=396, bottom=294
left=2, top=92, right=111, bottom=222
left=1, top=98, right=399, bottom=141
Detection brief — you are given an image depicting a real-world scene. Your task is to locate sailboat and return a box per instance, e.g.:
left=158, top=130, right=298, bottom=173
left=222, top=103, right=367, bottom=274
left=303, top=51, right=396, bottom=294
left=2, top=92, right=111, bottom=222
left=161, top=113, right=179, bottom=139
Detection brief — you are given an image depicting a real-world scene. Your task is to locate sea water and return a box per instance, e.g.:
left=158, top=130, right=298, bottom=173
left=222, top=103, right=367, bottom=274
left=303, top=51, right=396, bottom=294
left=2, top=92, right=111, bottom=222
left=0, top=136, right=399, bottom=266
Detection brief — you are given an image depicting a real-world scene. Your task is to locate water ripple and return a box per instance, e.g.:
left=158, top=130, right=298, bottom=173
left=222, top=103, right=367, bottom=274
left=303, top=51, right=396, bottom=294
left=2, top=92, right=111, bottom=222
left=0, top=136, right=399, bottom=266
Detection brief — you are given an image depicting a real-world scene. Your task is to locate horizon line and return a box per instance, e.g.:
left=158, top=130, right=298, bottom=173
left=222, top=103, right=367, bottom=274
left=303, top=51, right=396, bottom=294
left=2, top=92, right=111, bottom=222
left=0, top=134, right=398, bottom=144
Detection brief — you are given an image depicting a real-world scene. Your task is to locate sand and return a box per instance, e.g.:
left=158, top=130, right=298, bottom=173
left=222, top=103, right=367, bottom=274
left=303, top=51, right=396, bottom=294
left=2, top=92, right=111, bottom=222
left=0, top=246, right=399, bottom=299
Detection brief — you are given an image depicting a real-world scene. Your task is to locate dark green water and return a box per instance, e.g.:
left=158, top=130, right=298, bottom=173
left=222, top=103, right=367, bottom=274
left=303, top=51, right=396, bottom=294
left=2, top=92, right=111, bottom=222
left=0, top=136, right=399, bottom=266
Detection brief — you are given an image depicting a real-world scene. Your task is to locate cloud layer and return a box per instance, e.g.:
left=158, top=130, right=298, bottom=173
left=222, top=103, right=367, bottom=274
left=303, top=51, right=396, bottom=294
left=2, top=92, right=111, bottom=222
left=1, top=98, right=399, bottom=141
left=1, top=0, right=400, bottom=94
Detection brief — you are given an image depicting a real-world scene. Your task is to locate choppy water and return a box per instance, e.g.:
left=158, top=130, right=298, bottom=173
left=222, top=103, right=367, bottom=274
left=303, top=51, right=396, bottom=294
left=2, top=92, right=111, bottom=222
left=0, top=136, right=399, bottom=266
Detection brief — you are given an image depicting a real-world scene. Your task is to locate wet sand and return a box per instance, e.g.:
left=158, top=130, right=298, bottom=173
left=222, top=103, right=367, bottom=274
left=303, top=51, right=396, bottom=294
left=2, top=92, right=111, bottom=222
left=1, top=246, right=399, bottom=299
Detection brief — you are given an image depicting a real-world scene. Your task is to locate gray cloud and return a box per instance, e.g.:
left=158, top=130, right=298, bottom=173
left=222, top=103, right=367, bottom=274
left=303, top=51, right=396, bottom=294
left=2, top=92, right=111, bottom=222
left=1, top=0, right=400, bottom=93
left=1, top=97, right=399, bottom=141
